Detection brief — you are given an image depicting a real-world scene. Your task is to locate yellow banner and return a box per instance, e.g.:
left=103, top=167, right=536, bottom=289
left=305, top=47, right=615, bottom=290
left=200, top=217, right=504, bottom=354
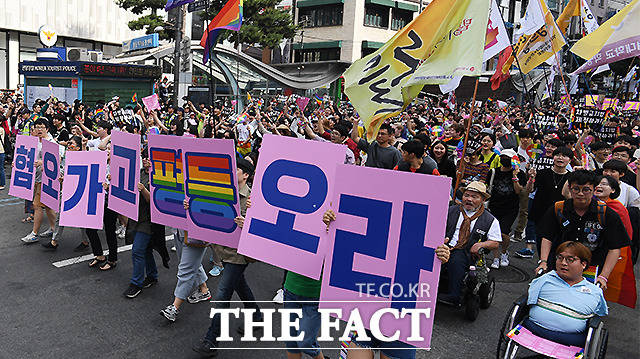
left=556, top=0, right=580, bottom=35
left=343, top=0, right=490, bottom=140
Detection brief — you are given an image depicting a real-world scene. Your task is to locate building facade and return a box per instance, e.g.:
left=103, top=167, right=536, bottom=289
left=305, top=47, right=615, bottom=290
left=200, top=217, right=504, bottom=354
left=0, top=0, right=144, bottom=90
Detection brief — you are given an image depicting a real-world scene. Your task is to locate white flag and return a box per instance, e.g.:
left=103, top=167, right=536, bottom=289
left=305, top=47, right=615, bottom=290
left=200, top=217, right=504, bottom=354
left=581, top=0, right=599, bottom=34
left=518, top=0, right=546, bottom=36
left=483, top=0, right=511, bottom=62
left=439, top=75, right=463, bottom=94
left=624, top=65, right=638, bottom=82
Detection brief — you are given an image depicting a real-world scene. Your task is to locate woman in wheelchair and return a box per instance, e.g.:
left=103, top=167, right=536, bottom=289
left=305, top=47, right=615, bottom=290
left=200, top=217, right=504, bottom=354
left=525, top=241, right=607, bottom=347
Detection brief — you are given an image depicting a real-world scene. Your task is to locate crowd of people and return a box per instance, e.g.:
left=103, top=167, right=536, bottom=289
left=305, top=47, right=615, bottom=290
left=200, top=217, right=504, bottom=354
left=0, top=87, right=637, bottom=358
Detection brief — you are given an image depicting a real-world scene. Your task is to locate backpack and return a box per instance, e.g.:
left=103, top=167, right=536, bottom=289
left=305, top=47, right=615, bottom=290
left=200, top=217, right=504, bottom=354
left=554, top=200, right=607, bottom=228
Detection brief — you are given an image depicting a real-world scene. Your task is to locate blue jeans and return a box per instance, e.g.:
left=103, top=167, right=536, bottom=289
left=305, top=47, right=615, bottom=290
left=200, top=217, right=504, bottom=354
left=130, top=232, right=157, bottom=287
left=204, top=262, right=261, bottom=342
left=442, top=249, right=469, bottom=301
left=525, top=199, right=537, bottom=246
left=0, top=153, right=6, bottom=187
left=524, top=318, right=586, bottom=347
left=284, top=289, right=321, bottom=357
left=352, top=329, right=416, bottom=359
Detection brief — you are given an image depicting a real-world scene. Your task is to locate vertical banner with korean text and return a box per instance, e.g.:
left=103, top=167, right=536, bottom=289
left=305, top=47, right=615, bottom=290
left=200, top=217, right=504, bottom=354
left=9, top=135, right=39, bottom=200
left=108, top=130, right=141, bottom=220
left=60, top=151, right=108, bottom=229
left=40, top=139, right=61, bottom=211
left=238, top=134, right=347, bottom=279
left=320, top=164, right=451, bottom=349
left=148, top=134, right=188, bottom=230
left=183, top=138, right=242, bottom=247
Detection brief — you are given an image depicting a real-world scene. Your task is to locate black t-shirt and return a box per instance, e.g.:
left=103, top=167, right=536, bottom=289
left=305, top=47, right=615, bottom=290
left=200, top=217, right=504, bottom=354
left=55, top=127, right=69, bottom=143
left=537, top=199, right=630, bottom=268
left=436, top=157, right=457, bottom=179
left=530, top=168, right=569, bottom=223
left=487, top=169, right=527, bottom=215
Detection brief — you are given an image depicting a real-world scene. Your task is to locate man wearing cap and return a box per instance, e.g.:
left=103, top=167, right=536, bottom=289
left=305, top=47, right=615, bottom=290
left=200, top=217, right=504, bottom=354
left=439, top=181, right=502, bottom=306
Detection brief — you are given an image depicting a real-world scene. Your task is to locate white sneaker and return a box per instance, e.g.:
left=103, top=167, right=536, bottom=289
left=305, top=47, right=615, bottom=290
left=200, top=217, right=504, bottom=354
left=490, top=258, right=500, bottom=269
left=272, top=288, right=284, bottom=304
left=39, top=228, right=53, bottom=237
left=21, top=232, right=39, bottom=244
left=500, top=253, right=510, bottom=267
left=160, top=304, right=179, bottom=322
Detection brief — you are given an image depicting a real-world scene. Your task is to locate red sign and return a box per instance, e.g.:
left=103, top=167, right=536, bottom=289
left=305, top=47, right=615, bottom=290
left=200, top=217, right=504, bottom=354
left=71, top=79, right=78, bottom=88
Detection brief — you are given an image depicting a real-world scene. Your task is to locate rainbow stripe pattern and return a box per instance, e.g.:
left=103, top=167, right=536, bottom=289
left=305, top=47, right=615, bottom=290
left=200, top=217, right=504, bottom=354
left=200, top=0, right=244, bottom=63
left=185, top=153, right=237, bottom=233
left=431, top=125, right=444, bottom=138
left=149, top=148, right=186, bottom=218
left=511, top=155, right=521, bottom=170
left=583, top=265, right=599, bottom=283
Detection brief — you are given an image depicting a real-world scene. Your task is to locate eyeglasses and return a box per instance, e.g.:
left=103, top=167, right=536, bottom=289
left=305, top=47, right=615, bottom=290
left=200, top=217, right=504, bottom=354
left=570, top=187, right=593, bottom=194
left=556, top=254, right=580, bottom=264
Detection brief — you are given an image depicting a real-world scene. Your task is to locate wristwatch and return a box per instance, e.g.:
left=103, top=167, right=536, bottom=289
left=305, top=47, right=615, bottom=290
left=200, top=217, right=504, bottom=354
left=537, top=259, right=547, bottom=264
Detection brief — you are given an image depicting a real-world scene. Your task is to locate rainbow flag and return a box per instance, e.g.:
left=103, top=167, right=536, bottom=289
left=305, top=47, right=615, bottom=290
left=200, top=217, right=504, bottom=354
left=236, top=140, right=252, bottom=156
left=527, top=143, right=545, bottom=160
left=314, top=95, right=323, bottom=106
left=511, top=155, right=521, bottom=170
left=200, top=0, right=244, bottom=63
left=132, top=92, right=138, bottom=103
left=236, top=113, right=249, bottom=124
left=431, top=125, right=444, bottom=138
left=583, top=265, right=599, bottom=283
left=93, top=108, right=104, bottom=119
left=603, top=246, right=637, bottom=308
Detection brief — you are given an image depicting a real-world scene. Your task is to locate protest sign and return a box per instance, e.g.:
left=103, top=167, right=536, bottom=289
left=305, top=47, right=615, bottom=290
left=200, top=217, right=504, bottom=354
left=108, top=130, right=141, bottom=220
left=142, top=94, right=161, bottom=111
left=530, top=157, right=554, bottom=171
left=598, top=126, right=618, bottom=142
left=59, top=151, right=108, bottom=229
left=531, top=112, right=557, bottom=128
left=40, top=139, right=61, bottom=211
left=320, top=164, right=451, bottom=349
left=572, top=107, right=607, bottom=129
left=601, top=98, right=618, bottom=110
left=296, top=97, right=310, bottom=112
left=585, top=95, right=599, bottom=107
left=148, top=134, right=188, bottom=230
left=9, top=135, right=38, bottom=200
left=238, top=134, right=346, bottom=279
left=112, top=109, right=136, bottom=126
left=183, top=138, right=242, bottom=247
left=623, top=101, right=639, bottom=111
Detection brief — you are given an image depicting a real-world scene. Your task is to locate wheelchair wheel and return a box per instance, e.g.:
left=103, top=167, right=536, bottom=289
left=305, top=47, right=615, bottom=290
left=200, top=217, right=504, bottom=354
left=479, top=278, right=495, bottom=309
left=597, top=329, right=608, bottom=359
left=464, top=294, right=480, bottom=321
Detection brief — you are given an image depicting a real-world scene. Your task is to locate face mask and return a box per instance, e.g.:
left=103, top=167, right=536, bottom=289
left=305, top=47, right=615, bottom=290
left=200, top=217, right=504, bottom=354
left=500, top=157, right=512, bottom=167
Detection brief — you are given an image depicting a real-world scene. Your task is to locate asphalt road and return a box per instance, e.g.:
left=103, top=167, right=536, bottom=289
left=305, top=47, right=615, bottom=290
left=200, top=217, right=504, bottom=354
left=0, top=187, right=638, bottom=359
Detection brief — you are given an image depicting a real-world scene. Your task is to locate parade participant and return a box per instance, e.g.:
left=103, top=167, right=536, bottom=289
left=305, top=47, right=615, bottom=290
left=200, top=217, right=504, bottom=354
left=516, top=147, right=573, bottom=259
left=394, top=139, right=440, bottom=175
left=0, top=120, right=5, bottom=190
left=304, top=122, right=355, bottom=164
left=430, top=140, right=456, bottom=179
left=587, top=141, right=611, bottom=171
left=480, top=133, right=501, bottom=169
left=526, top=242, right=607, bottom=346
left=486, top=149, right=526, bottom=268
left=51, top=114, right=69, bottom=147
left=351, top=120, right=401, bottom=169
left=459, top=149, right=490, bottom=187
left=516, top=129, right=534, bottom=167
left=602, top=160, right=640, bottom=208
left=443, top=123, right=464, bottom=154
left=20, top=118, right=57, bottom=244
left=609, top=146, right=637, bottom=186
left=594, top=176, right=633, bottom=239
left=440, top=181, right=501, bottom=306
left=535, top=170, right=629, bottom=289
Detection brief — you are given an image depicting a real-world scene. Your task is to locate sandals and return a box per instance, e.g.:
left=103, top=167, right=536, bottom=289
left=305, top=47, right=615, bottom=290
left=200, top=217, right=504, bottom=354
left=99, top=261, right=117, bottom=271
left=22, top=215, right=34, bottom=223
left=88, top=257, right=107, bottom=268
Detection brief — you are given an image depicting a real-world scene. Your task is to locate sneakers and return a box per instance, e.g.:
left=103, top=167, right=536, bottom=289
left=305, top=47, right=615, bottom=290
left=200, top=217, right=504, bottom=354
left=515, top=248, right=535, bottom=259
left=272, top=288, right=284, bottom=304
left=490, top=258, right=500, bottom=269
left=192, top=339, right=218, bottom=358
left=115, top=225, right=126, bottom=239
left=141, top=277, right=158, bottom=288
left=509, top=232, right=524, bottom=242
left=188, top=290, right=212, bottom=304
left=41, top=241, right=59, bottom=251
left=21, top=232, right=39, bottom=244
left=74, top=241, right=90, bottom=252
left=39, top=228, right=53, bottom=237
left=161, top=304, right=179, bottom=322
left=170, top=246, right=176, bottom=252
left=500, top=253, right=510, bottom=267
left=123, top=283, right=142, bottom=298
left=208, top=265, right=223, bottom=277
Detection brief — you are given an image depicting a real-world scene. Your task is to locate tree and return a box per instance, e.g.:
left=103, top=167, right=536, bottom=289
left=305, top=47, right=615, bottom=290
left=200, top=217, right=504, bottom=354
left=115, top=0, right=174, bottom=40
left=202, top=0, right=298, bottom=49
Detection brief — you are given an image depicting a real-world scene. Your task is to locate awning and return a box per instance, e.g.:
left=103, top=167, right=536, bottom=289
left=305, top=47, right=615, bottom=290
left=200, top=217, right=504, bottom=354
left=296, top=0, right=343, bottom=8
left=293, top=41, right=342, bottom=50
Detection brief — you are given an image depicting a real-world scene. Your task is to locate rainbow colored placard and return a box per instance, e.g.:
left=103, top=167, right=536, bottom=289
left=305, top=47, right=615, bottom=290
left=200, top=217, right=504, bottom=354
left=149, top=135, right=188, bottom=230
left=601, top=98, right=618, bottom=110
left=511, top=155, right=521, bottom=170
left=431, top=125, right=444, bottom=138
left=526, top=143, right=545, bottom=160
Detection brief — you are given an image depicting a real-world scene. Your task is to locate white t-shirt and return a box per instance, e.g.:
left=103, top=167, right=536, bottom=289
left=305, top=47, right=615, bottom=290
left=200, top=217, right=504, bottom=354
left=448, top=208, right=502, bottom=247
left=618, top=181, right=640, bottom=208
left=87, top=138, right=103, bottom=151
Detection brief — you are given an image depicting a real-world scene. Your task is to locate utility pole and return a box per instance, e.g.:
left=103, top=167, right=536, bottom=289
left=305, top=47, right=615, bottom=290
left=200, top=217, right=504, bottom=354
left=172, top=5, right=184, bottom=106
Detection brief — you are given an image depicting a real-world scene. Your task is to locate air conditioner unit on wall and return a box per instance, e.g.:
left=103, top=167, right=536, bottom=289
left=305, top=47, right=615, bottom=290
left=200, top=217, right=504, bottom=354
left=66, top=47, right=90, bottom=61
left=88, top=51, right=103, bottom=62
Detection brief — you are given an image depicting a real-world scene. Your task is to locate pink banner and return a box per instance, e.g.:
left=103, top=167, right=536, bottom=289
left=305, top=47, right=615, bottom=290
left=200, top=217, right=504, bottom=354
left=40, top=139, right=61, bottom=211
left=148, top=134, right=188, bottom=230
left=624, top=101, right=639, bottom=111
left=237, top=134, right=346, bottom=279
left=296, top=96, right=310, bottom=112
left=507, top=324, right=584, bottom=359
left=602, top=98, right=618, bottom=110
left=574, top=36, right=640, bottom=74
left=108, top=130, right=141, bottom=220
left=59, top=151, right=108, bottom=229
left=9, top=135, right=38, bottom=200
left=319, top=164, right=452, bottom=349
left=142, top=94, right=161, bottom=111
left=183, top=138, right=242, bottom=247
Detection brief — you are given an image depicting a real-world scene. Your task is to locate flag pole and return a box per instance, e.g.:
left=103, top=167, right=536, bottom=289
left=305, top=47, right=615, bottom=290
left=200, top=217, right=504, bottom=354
left=453, top=77, right=479, bottom=196
left=615, top=57, right=636, bottom=102
left=205, top=0, right=217, bottom=137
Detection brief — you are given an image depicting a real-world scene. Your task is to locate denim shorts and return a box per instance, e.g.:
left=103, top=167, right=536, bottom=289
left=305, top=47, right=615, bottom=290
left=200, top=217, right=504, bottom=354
left=283, top=289, right=322, bottom=357
left=351, top=329, right=416, bottom=359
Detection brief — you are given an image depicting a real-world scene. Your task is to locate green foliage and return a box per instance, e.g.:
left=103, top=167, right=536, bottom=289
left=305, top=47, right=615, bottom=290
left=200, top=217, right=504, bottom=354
left=115, top=0, right=173, bottom=40
left=201, top=0, right=298, bottom=48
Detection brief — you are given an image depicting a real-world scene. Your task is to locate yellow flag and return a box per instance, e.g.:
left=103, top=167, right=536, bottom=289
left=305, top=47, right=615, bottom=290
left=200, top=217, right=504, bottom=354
left=343, top=0, right=490, bottom=140
left=556, top=0, right=580, bottom=35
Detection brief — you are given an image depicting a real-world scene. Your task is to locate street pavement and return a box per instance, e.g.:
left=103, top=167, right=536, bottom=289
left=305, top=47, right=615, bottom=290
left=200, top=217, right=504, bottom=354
left=0, top=187, right=638, bottom=359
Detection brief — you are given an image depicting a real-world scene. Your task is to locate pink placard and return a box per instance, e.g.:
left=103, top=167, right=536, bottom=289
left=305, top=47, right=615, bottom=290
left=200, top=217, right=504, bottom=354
left=142, top=94, right=161, bottom=111
left=9, top=135, right=39, bottom=200
left=59, top=151, right=108, bottom=229
left=507, top=325, right=584, bottom=359
left=148, top=134, right=188, bottom=230
left=319, top=164, right=452, bottom=349
left=237, top=134, right=346, bottom=279
left=40, top=139, right=61, bottom=211
left=296, top=96, right=310, bottom=112
left=108, top=130, right=141, bottom=220
left=623, top=101, right=639, bottom=111
left=182, top=138, right=242, bottom=246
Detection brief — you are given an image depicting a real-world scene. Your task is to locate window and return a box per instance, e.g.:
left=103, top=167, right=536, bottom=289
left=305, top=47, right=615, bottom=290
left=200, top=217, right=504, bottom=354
left=298, top=4, right=343, bottom=27
left=391, top=8, right=413, bottom=30
left=295, top=48, right=340, bottom=62
left=364, top=4, right=389, bottom=28
left=362, top=47, right=377, bottom=58
left=65, top=39, right=94, bottom=49
left=102, top=44, right=121, bottom=59
left=19, top=34, right=39, bottom=63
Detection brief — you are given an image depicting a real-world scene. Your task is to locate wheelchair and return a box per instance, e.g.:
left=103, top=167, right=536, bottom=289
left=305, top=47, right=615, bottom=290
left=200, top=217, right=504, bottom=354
left=496, top=294, right=608, bottom=359
left=438, top=247, right=496, bottom=321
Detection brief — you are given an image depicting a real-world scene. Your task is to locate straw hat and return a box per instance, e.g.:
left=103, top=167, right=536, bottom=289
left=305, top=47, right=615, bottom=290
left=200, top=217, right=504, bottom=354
left=462, top=181, right=491, bottom=199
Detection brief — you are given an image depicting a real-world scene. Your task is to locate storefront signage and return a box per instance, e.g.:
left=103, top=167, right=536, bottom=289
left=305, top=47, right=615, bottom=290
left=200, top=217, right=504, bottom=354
left=122, top=34, right=159, bottom=53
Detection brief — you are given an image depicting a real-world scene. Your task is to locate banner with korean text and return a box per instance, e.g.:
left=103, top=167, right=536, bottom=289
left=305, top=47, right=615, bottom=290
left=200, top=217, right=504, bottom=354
left=40, top=139, right=61, bottom=211
left=108, top=130, right=141, bottom=220
left=9, top=135, right=39, bottom=200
